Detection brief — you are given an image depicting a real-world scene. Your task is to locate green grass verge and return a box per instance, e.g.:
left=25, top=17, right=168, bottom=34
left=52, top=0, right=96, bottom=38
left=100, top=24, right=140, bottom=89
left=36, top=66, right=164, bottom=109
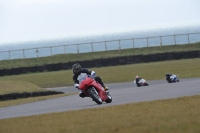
left=0, top=42, right=200, bottom=69
left=0, top=81, right=46, bottom=95
left=0, top=95, right=200, bottom=133
left=0, top=81, right=78, bottom=108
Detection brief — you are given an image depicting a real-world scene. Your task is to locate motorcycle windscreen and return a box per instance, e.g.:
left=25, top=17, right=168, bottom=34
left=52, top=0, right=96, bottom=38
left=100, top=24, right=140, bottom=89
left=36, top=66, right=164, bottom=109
left=77, top=73, right=87, bottom=84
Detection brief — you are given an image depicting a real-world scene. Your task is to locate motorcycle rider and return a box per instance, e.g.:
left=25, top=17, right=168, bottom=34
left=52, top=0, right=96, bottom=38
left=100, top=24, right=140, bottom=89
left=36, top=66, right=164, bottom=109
left=72, top=63, right=109, bottom=98
left=165, top=73, right=172, bottom=83
left=165, top=73, right=179, bottom=83
left=135, top=76, right=142, bottom=87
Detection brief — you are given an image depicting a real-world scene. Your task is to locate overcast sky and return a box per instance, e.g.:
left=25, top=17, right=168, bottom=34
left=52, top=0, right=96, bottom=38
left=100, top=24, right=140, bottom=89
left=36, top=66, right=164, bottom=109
left=0, top=0, right=200, bottom=45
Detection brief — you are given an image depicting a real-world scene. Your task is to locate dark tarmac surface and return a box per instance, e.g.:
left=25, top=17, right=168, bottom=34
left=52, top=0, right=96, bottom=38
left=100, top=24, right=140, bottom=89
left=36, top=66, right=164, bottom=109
left=0, top=78, right=200, bottom=119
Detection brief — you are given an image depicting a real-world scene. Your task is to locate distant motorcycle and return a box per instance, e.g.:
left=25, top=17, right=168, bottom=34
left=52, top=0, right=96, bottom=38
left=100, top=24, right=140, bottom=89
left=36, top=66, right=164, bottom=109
left=134, top=78, right=149, bottom=87
left=166, top=74, right=180, bottom=83
left=78, top=74, right=112, bottom=104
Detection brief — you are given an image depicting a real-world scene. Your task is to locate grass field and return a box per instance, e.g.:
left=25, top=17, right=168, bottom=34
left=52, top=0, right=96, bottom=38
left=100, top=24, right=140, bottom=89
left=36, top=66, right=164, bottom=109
left=0, top=44, right=200, bottom=133
left=0, top=80, right=46, bottom=95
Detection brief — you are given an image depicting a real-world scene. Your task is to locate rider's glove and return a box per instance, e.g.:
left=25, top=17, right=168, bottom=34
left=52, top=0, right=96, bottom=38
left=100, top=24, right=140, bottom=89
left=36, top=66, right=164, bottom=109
left=90, top=71, right=96, bottom=79
left=74, top=83, right=79, bottom=89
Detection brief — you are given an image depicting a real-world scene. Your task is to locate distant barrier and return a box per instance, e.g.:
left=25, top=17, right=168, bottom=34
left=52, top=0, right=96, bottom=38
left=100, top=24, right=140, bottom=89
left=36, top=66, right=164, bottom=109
left=0, top=32, right=200, bottom=60
left=0, top=91, right=64, bottom=101
left=0, top=50, right=199, bottom=76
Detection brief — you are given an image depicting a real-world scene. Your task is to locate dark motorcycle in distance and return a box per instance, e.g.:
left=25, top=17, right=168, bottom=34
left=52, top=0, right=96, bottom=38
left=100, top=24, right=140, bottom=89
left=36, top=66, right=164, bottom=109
left=166, top=74, right=180, bottom=83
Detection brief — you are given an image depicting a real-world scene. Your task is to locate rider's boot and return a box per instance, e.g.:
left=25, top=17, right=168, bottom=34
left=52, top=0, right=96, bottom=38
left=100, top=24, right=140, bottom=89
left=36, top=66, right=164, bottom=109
left=79, top=91, right=87, bottom=98
left=104, top=86, right=109, bottom=92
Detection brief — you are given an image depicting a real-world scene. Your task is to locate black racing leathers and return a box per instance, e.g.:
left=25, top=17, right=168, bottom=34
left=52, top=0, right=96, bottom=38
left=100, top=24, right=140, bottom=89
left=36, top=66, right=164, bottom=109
left=136, top=78, right=142, bottom=87
left=166, top=74, right=172, bottom=83
left=72, top=68, right=106, bottom=88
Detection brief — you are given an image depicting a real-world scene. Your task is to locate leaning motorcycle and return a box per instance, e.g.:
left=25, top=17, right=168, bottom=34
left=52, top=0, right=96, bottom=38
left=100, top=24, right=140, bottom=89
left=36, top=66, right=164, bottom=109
left=78, top=74, right=112, bottom=104
left=133, top=78, right=149, bottom=87
left=167, top=74, right=180, bottom=83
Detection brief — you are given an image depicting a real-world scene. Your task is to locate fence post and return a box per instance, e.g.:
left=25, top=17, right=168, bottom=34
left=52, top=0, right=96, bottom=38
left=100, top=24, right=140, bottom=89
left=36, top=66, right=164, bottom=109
left=50, top=47, right=52, bottom=56
left=77, top=44, right=79, bottom=54
left=147, top=37, right=148, bottom=47
left=23, top=49, right=25, bottom=58
left=91, top=42, right=94, bottom=52
left=64, top=45, right=66, bottom=54
left=188, top=34, right=190, bottom=44
left=36, top=48, right=39, bottom=58
left=132, top=39, right=134, bottom=48
left=119, top=40, right=121, bottom=52
left=8, top=51, right=10, bottom=60
left=174, top=35, right=176, bottom=45
left=160, top=36, right=162, bottom=47
left=105, top=41, right=107, bottom=51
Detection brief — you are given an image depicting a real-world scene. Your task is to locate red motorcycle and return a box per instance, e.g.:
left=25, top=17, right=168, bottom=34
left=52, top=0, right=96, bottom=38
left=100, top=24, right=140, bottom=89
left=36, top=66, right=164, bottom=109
left=78, top=74, right=112, bottom=104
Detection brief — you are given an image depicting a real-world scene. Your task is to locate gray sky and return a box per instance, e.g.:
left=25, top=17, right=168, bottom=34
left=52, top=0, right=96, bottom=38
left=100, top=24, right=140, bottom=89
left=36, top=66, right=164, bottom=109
left=0, top=0, right=200, bottom=45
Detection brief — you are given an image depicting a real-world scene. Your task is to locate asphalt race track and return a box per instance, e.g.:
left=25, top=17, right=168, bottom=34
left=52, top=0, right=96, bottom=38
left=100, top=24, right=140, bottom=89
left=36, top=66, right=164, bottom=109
left=0, top=78, right=200, bottom=119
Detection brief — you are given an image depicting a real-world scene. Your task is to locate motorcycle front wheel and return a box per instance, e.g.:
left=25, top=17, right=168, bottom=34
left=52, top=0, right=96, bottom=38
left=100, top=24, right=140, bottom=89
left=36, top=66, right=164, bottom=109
left=87, top=87, right=102, bottom=104
left=105, top=91, right=112, bottom=103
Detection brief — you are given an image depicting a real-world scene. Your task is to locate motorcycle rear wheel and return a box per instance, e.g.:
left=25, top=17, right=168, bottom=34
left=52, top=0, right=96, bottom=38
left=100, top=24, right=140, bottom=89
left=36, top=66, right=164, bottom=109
left=87, top=88, right=102, bottom=104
